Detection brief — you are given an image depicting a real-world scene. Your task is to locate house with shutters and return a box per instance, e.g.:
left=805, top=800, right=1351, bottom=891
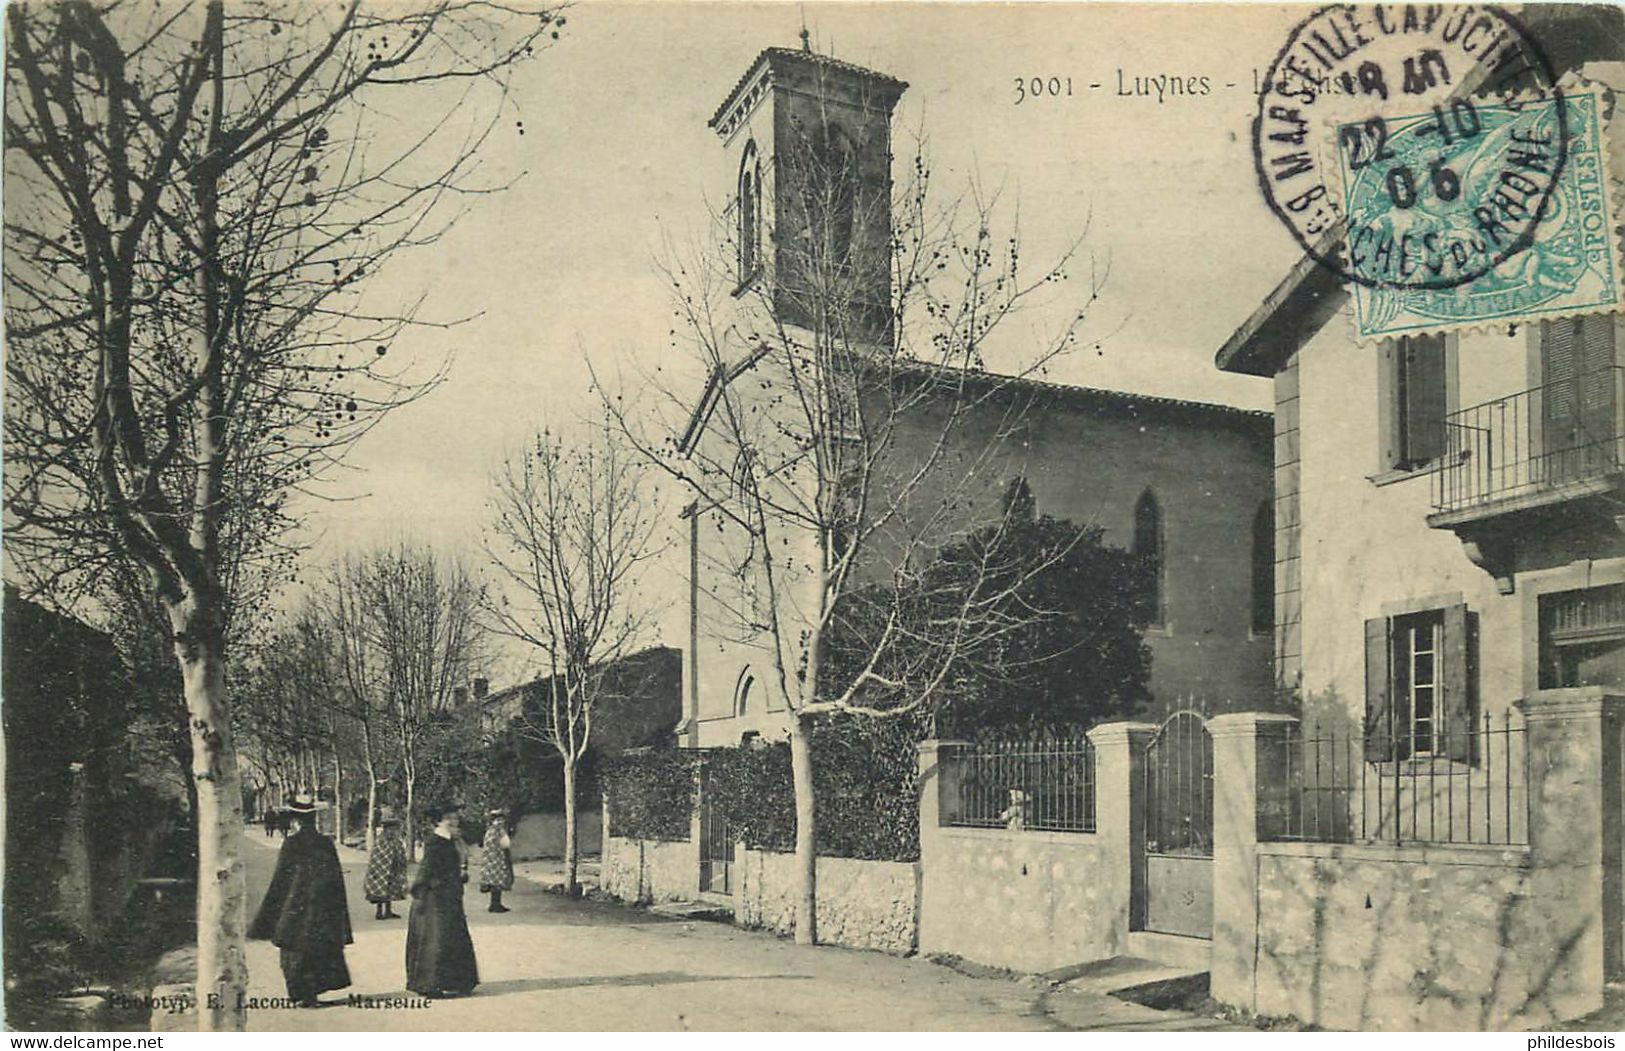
left=1220, top=301, right=1623, bottom=748
left=1208, top=9, right=1625, bottom=1026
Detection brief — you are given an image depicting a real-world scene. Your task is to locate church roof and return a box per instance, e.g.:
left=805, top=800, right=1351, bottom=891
left=709, top=47, right=908, bottom=132
left=679, top=344, right=1270, bottom=457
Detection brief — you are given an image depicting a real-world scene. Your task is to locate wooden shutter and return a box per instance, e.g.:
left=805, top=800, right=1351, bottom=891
left=1580, top=317, right=1617, bottom=469
left=1442, top=604, right=1476, bottom=764
left=1364, top=616, right=1394, bottom=762
left=1580, top=315, right=1616, bottom=388
left=1543, top=318, right=1579, bottom=423
left=1381, top=342, right=1400, bottom=468
left=1402, top=334, right=1448, bottom=464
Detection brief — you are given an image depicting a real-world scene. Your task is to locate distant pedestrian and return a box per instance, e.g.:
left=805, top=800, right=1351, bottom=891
left=248, top=796, right=352, bottom=1008
left=406, top=804, right=479, bottom=998
left=478, top=809, right=513, bottom=913
left=263, top=809, right=276, bottom=838
left=363, top=807, right=407, bottom=920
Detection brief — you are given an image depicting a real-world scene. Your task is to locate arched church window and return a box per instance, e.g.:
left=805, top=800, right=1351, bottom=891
left=735, top=668, right=756, bottom=716
left=738, top=142, right=761, bottom=283
left=1251, top=500, right=1274, bottom=635
left=1133, top=488, right=1165, bottom=628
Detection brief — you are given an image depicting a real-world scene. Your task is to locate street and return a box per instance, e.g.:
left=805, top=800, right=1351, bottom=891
left=230, top=831, right=1237, bottom=1032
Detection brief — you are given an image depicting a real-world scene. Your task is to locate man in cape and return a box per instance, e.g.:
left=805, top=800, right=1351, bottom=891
left=249, top=795, right=353, bottom=1007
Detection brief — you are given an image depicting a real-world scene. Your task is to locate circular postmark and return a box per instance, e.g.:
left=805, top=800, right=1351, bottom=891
left=1253, top=4, right=1570, bottom=292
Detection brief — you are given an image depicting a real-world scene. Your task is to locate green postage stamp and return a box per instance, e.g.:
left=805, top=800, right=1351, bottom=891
left=1339, top=89, right=1622, bottom=341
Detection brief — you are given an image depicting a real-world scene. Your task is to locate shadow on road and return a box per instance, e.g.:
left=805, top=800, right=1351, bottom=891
left=477, top=971, right=815, bottom=996
left=352, top=971, right=814, bottom=1002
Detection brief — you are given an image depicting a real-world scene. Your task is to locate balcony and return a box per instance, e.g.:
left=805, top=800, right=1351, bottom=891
left=1428, top=366, right=1624, bottom=590
left=1431, top=367, right=1625, bottom=520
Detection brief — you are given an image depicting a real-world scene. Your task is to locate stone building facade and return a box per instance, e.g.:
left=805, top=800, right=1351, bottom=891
left=1211, top=11, right=1625, bottom=1024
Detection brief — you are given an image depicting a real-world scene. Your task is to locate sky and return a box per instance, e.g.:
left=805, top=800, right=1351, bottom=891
left=294, top=2, right=1313, bottom=680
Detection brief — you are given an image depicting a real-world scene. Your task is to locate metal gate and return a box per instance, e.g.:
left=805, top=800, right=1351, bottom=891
left=1140, top=711, right=1213, bottom=939
left=698, top=769, right=734, bottom=895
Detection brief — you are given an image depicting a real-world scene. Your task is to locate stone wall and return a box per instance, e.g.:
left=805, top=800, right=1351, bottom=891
left=511, top=810, right=603, bottom=860
left=598, top=835, right=697, bottom=904
left=917, top=827, right=1116, bottom=973
left=735, top=848, right=920, bottom=955
left=1253, top=842, right=1580, bottom=1030
left=1214, top=694, right=1620, bottom=1030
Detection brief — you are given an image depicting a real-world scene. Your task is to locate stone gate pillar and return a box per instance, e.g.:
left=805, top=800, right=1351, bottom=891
left=1208, top=712, right=1298, bottom=1010
left=1087, top=721, right=1159, bottom=955
left=1519, top=687, right=1625, bottom=1013
left=915, top=739, right=967, bottom=954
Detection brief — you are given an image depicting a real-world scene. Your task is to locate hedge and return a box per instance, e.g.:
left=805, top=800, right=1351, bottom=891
left=601, top=748, right=698, bottom=841
left=601, top=716, right=922, bottom=860
left=706, top=713, right=922, bottom=862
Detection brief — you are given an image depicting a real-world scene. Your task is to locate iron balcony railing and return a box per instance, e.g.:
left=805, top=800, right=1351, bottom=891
left=941, top=736, right=1096, bottom=833
left=1433, top=366, right=1625, bottom=516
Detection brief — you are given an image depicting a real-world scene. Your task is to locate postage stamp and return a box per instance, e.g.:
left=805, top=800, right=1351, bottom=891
left=1252, top=4, right=1624, bottom=341
left=1339, top=88, right=1622, bottom=340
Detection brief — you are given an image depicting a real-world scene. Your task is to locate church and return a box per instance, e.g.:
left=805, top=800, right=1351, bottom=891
left=677, top=41, right=1277, bottom=752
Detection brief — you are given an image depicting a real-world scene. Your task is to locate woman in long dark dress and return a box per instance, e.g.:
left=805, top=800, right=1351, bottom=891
left=405, top=804, right=479, bottom=998
left=248, top=797, right=353, bottom=1007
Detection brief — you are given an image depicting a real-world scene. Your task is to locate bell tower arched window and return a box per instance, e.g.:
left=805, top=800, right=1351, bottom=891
left=738, top=142, right=761, bottom=284
left=809, top=123, right=855, bottom=267
left=1133, top=489, right=1165, bottom=628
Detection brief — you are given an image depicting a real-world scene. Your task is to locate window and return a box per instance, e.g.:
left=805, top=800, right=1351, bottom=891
left=1002, top=476, right=1036, bottom=521
left=1540, top=316, right=1617, bottom=480
left=1395, top=611, right=1441, bottom=754
left=800, top=121, right=855, bottom=268
left=738, top=142, right=761, bottom=285
left=1539, top=583, right=1625, bottom=689
left=1381, top=333, right=1449, bottom=470
left=734, top=669, right=756, bottom=717
left=1133, top=489, right=1165, bottom=628
left=1364, top=604, right=1475, bottom=762
left=1251, top=501, right=1274, bottom=635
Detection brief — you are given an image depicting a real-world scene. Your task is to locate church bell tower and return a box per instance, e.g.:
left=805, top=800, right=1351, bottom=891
left=709, top=41, right=907, bottom=344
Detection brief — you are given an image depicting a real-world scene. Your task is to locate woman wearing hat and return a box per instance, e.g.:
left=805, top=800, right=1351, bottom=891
left=406, top=804, right=479, bottom=998
left=363, top=808, right=407, bottom=920
left=248, top=795, right=352, bottom=1007
left=478, top=809, right=514, bottom=913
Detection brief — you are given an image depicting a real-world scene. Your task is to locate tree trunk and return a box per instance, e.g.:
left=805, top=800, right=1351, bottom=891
left=788, top=715, right=817, bottom=946
left=404, top=768, right=417, bottom=862
left=562, top=757, right=578, bottom=897
left=173, top=621, right=248, bottom=1031
left=363, top=754, right=379, bottom=854
left=332, top=747, right=344, bottom=844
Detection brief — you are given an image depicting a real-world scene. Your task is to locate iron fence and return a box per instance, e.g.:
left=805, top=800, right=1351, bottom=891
left=1263, top=712, right=1529, bottom=847
left=1144, top=711, right=1214, bottom=857
left=1434, top=366, right=1624, bottom=516
left=941, top=736, right=1096, bottom=833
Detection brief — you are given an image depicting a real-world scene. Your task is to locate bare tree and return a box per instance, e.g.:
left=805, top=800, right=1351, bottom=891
left=484, top=422, right=662, bottom=895
left=237, top=605, right=342, bottom=813
left=357, top=541, right=486, bottom=859
left=3, top=1, right=563, bottom=1027
left=324, top=555, right=398, bottom=853
left=604, top=66, right=1105, bottom=945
